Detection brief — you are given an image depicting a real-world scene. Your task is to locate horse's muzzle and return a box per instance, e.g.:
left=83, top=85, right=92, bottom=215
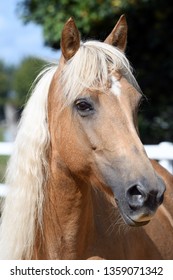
left=126, top=183, right=164, bottom=211
left=119, top=175, right=166, bottom=226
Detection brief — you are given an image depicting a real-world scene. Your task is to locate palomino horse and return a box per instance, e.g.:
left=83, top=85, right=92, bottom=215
left=0, top=15, right=173, bottom=260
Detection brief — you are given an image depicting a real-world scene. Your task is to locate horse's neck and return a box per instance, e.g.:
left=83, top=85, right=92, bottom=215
left=33, top=163, right=96, bottom=259
left=32, top=159, right=133, bottom=260
left=32, top=162, right=163, bottom=259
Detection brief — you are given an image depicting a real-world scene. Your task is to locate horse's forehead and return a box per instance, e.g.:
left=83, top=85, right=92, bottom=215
left=108, top=73, right=137, bottom=101
left=50, top=65, right=138, bottom=106
left=110, top=73, right=122, bottom=97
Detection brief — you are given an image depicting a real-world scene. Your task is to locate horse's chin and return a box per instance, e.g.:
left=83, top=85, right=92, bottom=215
left=121, top=213, right=151, bottom=227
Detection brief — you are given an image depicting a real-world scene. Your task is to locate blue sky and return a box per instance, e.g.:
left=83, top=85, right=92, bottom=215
left=0, top=0, right=59, bottom=65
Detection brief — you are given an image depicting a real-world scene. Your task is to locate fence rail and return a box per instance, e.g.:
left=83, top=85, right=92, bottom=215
left=0, top=142, right=14, bottom=155
left=0, top=142, right=173, bottom=197
left=144, top=142, right=173, bottom=174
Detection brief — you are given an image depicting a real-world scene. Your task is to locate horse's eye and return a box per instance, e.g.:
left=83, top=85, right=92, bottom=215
left=75, top=99, right=94, bottom=117
left=75, top=100, right=93, bottom=111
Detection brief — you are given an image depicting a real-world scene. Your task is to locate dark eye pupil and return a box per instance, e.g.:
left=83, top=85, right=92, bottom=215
left=76, top=101, right=91, bottom=111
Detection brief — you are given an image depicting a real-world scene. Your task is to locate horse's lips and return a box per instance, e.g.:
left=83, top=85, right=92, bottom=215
left=114, top=196, right=152, bottom=227
left=122, top=213, right=150, bottom=227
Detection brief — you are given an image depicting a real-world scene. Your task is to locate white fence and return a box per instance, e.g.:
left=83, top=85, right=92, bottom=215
left=0, top=142, right=173, bottom=197
left=144, top=142, right=173, bottom=174
left=0, top=142, right=14, bottom=197
left=0, top=142, right=14, bottom=156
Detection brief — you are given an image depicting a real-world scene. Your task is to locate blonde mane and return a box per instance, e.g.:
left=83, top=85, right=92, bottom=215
left=0, top=66, right=57, bottom=259
left=60, top=40, right=140, bottom=105
left=0, top=40, right=139, bottom=260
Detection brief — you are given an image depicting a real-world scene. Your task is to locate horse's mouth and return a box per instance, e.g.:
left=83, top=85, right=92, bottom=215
left=114, top=195, right=156, bottom=227
left=121, top=212, right=151, bottom=227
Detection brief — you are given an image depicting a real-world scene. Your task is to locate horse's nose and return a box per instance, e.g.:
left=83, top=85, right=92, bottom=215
left=126, top=183, right=164, bottom=211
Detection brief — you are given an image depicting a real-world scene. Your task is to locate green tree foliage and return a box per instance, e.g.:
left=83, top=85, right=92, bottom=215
left=0, top=61, right=13, bottom=105
left=124, top=0, right=173, bottom=144
left=17, top=0, right=124, bottom=49
left=0, top=61, right=15, bottom=119
left=13, top=57, right=46, bottom=108
left=17, top=0, right=173, bottom=143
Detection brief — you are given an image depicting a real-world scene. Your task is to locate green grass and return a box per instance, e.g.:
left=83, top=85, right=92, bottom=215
left=0, top=196, right=4, bottom=216
left=0, top=126, right=5, bottom=141
left=0, top=155, right=8, bottom=215
left=0, top=155, right=9, bottom=183
left=0, top=127, right=8, bottom=214
left=0, top=126, right=9, bottom=183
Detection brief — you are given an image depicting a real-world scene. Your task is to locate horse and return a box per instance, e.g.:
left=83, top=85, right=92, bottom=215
left=0, top=15, right=173, bottom=260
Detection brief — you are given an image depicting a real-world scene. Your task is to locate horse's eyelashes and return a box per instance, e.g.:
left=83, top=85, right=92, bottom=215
left=75, top=99, right=94, bottom=116
left=76, top=101, right=91, bottom=110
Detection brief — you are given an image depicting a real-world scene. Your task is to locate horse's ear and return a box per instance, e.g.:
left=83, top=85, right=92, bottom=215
left=104, top=15, right=127, bottom=52
left=60, top=17, right=80, bottom=60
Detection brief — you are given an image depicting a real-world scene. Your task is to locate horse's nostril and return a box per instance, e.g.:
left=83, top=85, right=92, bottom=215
left=126, top=183, right=164, bottom=211
left=128, top=185, right=143, bottom=197
left=157, top=192, right=164, bottom=205
left=126, top=185, right=147, bottom=210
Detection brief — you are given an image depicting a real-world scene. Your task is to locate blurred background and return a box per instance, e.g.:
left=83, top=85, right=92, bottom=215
left=0, top=0, right=173, bottom=190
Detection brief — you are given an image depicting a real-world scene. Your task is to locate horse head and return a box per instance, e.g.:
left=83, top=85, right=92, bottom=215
left=48, top=16, right=165, bottom=227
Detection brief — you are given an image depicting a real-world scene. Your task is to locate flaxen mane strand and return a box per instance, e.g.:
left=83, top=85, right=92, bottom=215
left=60, top=40, right=140, bottom=105
left=0, top=66, right=57, bottom=259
